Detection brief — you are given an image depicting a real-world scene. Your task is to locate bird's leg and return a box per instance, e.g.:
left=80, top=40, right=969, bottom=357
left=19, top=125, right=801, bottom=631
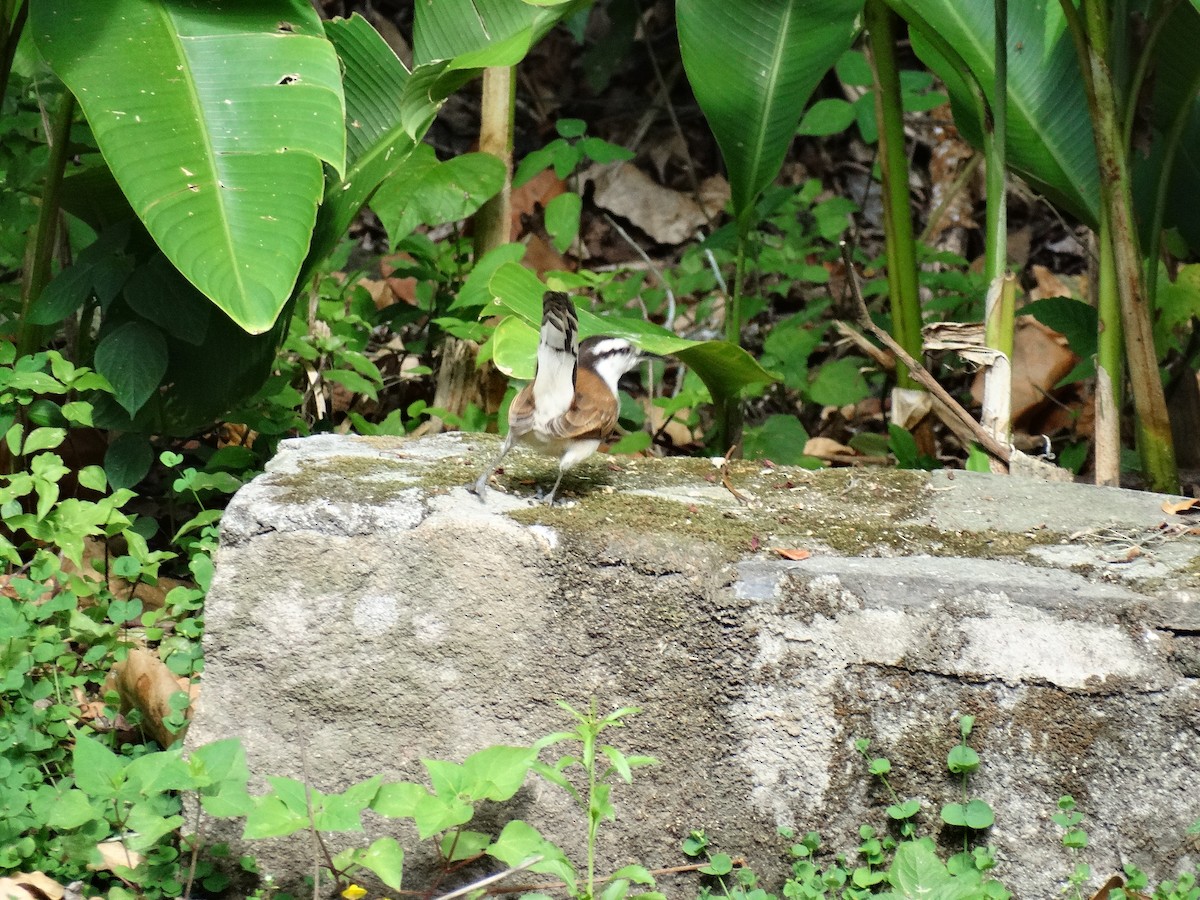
left=471, top=432, right=516, bottom=500
left=544, top=466, right=567, bottom=506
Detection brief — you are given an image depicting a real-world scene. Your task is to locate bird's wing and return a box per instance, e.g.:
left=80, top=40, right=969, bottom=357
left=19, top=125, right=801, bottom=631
left=550, top=368, right=619, bottom=441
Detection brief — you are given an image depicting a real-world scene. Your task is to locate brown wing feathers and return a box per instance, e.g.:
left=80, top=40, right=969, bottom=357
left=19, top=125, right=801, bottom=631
left=507, top=292, right=618, bottom=443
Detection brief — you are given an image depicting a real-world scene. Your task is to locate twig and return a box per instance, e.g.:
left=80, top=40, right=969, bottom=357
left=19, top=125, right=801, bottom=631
left=721, top=444, right=750, bottom=505
left=838, top=241, right=1011, bottom=465
left=429, top=855, right=544, bottom=900
left=481, top=857, right=748, bottom=896
left=602, top=212, right=674, bottom=328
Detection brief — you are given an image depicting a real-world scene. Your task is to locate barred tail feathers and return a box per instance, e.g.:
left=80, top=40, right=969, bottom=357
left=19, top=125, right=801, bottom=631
left=532, top=291, right=579, bottom=420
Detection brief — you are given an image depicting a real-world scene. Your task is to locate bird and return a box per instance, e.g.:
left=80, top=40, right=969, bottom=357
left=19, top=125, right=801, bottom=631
left=472, top=291, right=640, bottom=505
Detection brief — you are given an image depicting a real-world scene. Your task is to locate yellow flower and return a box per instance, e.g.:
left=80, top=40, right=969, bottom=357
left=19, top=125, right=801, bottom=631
left=341, top=885, right=368, bottom=900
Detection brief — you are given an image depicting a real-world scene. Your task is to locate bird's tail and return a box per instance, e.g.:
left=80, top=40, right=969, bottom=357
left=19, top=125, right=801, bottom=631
left=532, top=291, right=579, bottom=419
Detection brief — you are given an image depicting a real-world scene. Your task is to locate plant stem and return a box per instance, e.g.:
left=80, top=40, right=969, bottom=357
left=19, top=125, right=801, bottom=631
left=582, top=702, right=599, bottom=900
left=980, top=0, right=1013, bottom=461
left=472, top=66, right=515, bottom=258
left=982, top=0, right=1008, bottom=294
left=1094, top=210, right=1123, bottom=486
left=430, top=65, right=515, bottom=433
left=1060, top=0, right=1178, bottom=492
left=18, top=88, right=74, bottom=360
left=864, top=0, right=923, bottom=391
left=718, top=236, right=747, bottom=455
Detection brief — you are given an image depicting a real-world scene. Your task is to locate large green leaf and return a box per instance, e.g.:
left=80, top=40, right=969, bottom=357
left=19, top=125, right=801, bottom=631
left=370, top=144, right=506, bottom=247
left=413, top=0, right=590, bottom=66
left=33, top=0, right=345, bottom=335
left=485, top=263, right=776, bottom=402
left=677, top=0, right=862, bottom=221
left=888, top=0, right=1100, bottom=227
left=303, top=14, right=425, bottom=280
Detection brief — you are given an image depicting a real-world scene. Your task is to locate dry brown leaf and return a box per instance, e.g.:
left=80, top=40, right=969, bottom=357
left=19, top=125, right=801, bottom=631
left=1030, top=263, right=1088, bottom=302
left=511, top=168, right=567, bottom=236
left=89, top=842, right=143, bottom=873
left=379, top=252, right=420, bottom=306
left=356, top=276, right=394, bottom=311
left=55, top=538, right=182, bottom=611
left=218, top=422, right=257, bottom=450
left=970, top=315, right=1078, bottom=423
left=1163, top=497, right=1200, bottom=515
left=773, top=548, right=813, bottom=561
left=520, top=232, right=572, bottom=275
left=646, top=401, right=701, bottom=450
left=804, top=437, right=856, bottom=460
left=585, top=163, right=728, bottom=245
left=0, top=871, right=64, bottom=900
left=1089, top=874, right=1127, bottom=900
left=108, top=648, right=197, bottom=747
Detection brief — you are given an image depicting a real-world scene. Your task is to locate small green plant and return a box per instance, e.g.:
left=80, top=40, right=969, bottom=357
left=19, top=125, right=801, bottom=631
left=513, top=118, right=634, bottom=255
left=530, top=701, right=662, bottom=900
left=797, top=49, right=948, bottom=145
left=853, top=738, right=920, bottom=839
left=234, top=702, right=661, bottom=899
left=939, top=715, right=997, bottom=877
left=686, top=719, right=1013, bottom=900
left=1115, top=834, right=1200, bottom=900
left=1053, top=795, right=1090, bottom=899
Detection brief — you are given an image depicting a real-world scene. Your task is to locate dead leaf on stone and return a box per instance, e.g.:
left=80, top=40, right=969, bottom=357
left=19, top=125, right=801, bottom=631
left=1162, top=497, right=1200, bottom=515
left=89, top=842, right=143, bottom=874
left=108, top=648, right=197, bottom=747
left=585, top=162, right=728, bottom=245
left=1103, top=545, right=1144, bottom=564
left=774, top=548, right=812, bottom=561
left=0, top=872, right=64, bottom=900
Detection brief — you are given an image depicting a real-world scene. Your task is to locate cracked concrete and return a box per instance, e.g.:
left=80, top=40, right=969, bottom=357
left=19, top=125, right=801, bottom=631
left=190, top=433, right=1200, bottom=898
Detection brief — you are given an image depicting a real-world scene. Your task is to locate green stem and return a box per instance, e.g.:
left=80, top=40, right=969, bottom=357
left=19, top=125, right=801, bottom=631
left=982, top=0, right=1008, bottom=293
left=718, top=233, right=748, bottom=454
left=18, top=89, right=75, bottom=360
left=982, top=0, right=1013, bottom=455
left=583, top=706, right=599, bottom=900
left=1060, top=0, right=1178, bottom=492
left=865, top=1, right=922, bottom=391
